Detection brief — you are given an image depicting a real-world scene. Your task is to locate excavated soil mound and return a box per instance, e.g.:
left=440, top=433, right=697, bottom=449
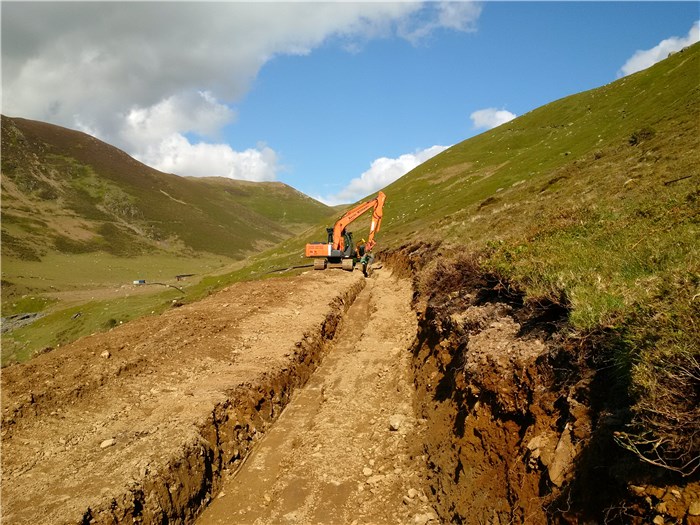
left=1, top=271, right=365, bottom=524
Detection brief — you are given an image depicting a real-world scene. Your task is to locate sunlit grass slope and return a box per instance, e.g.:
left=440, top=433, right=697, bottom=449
left=380, top=44, right=698, bottom=331
left=377, top=43, right=699, bottom=468
left=226, top=44, right=699, bottom=316
left=220, top=45, right=699, bottom=466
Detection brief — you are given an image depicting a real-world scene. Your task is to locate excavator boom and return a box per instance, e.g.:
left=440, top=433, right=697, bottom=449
left=331, top=191, right=385, bottom=252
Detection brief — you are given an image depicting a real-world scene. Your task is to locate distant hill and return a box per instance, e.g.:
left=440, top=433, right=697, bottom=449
left=1, top=116, right=333, bottom=262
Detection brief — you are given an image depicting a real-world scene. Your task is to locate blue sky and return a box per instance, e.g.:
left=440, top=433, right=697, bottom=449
left=2, top=2, right=698, bottom=204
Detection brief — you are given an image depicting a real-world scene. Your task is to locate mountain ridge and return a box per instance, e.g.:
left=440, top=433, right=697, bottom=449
left=1, top=115, right=334, bottom=262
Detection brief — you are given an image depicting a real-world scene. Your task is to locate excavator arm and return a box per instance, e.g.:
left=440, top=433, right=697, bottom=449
left=331, top=191, right=385, bottom=252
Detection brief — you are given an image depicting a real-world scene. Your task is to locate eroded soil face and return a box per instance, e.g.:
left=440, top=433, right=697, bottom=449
left=406, top=252, right=700, bottom=525
left=2, top=270, right=368, bottom=524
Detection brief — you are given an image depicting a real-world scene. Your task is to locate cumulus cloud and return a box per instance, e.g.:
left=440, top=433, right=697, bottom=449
left=106, top=91, right=273, bottom=181
left=3, top=3, right=415, bottom=122
left=120, top=92, right=235, bottom=149
left=470, top=107, right=517, bottom=130
left=619, top=21, right=699, bottom=77
left=2, top=2, right=481, bottom=181
left=138, top=135, right=279, bottom=181
left=319, top=145, right=449, bottom=205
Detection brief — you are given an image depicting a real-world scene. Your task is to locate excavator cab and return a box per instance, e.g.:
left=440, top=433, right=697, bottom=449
left=341, top=230, right=354, bottom=258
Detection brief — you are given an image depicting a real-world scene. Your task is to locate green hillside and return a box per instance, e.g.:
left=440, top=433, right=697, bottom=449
left=378, top=44, right=699, bottom=471
left=192, top=177, right=331, bottom=232
left=381, top=44, right=698, bottom=322
left=1, top=116, right=333, bottom=264
left=221, top=44, right=699, bottom=471
left=1, top=116, right=334, bottom=362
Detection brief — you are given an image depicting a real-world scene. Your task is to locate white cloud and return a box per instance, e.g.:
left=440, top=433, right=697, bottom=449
left=398, top=2, right=482, bottom=43
left=436, top=2, right=482, bottom=33
left=2, top=2, right=481, bottom=182
left=319, top=145, right=449, bottom=205
left=470, top=107, right=517, bottom=130
left=112, top=92, right=277, bottom=181
left=138, top=135, right=279, bottom=181
left=619, top=21, right=699, bottom=77
left=121, top=92, right=235, bottom=148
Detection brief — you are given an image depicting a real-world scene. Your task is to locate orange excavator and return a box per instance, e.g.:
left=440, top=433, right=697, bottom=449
left=305, top=191, right=386, bottom=274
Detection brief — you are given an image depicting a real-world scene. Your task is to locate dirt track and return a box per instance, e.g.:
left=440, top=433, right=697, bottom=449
left=1, top=268, right=430, bottom=524
left=197, top=270, right=435, bottom=525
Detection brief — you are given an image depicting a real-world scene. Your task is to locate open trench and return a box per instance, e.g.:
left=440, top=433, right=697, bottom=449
left=4, top=252, right=698, bottom=525
left=2, top=272, right=369, bottom=525
left=187, top=252, right=656, bottom=525
left=196, top=269, right=435, bottom=525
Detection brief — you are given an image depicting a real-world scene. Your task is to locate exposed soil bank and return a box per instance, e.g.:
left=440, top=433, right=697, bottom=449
left=1, top=271, right=365, bottom=524
left=383, top=244, right=700, bottom=525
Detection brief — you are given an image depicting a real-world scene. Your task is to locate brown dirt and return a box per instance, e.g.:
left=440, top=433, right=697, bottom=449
left=1, top=270, right=368, bottom=524
left=412, top=297, right=565, bottom=524
left=197, top=269, right=434, bottom=525
left=404, top=249, right=700, bottom=525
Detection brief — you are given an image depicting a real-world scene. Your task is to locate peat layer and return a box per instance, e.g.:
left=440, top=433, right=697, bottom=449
left=384, top=242, right=699, bottom=524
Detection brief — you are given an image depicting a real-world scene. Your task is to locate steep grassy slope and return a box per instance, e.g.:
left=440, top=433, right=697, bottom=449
left=220, top=44, right=699, bottom=479
left=192, top=177, right=331, bottom=232
left=383, top=44, right=699, bottom=480
left=1, top=116, right=333, bottom=264
left=381, top=44, right=698, bottom=323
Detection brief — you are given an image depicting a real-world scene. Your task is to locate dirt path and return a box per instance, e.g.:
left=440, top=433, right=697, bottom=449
left=197, top=270, right=435, bottom=525
left=2, top=270, right=366, bottom=524
left=1, top=267, right=433, bottom=525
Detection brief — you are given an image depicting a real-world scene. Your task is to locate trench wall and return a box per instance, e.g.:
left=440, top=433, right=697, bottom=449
left=382, top=245, right=699, bottom=525
left=81, top=278, right=365, bottom=525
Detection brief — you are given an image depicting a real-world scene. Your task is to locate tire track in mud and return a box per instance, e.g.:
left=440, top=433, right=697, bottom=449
left=197, top=270, right=436, bottom=525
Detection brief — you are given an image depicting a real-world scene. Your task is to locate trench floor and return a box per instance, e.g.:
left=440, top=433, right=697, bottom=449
left=196, top=270, right=436, bottom=525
